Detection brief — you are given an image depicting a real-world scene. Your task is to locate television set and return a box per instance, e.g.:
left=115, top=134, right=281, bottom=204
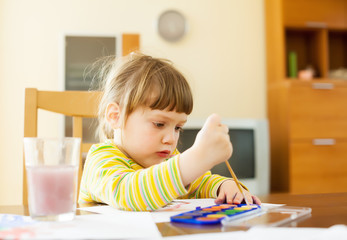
left=177, top=118, right=270, bottom=195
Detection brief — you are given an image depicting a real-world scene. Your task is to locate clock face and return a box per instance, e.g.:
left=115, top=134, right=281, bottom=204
left=157, top=10, right=186, bottom=42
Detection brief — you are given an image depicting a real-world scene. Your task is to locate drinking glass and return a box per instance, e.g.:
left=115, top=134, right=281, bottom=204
left=23, top=137, right=81, bottom=221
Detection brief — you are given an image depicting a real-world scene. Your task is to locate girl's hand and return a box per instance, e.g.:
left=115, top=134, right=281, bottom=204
left=192, top=114, right=233, bottom=168
left=179, top=114, right=233, bottom=186
left=215, top=180, right=262, bottom=205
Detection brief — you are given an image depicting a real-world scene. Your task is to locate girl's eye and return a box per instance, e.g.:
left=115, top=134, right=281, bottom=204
left=175, top=126, right=183, bottom=132
left=153, top=122, right=164, bottom=128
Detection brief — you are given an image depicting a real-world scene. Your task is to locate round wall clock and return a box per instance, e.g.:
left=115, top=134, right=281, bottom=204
left=157, top=10, right=187, bottom=42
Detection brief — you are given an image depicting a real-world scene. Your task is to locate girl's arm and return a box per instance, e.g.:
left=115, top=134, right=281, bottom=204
left=177, top=114, right=260, bottom=204
left=185, top=172, right=228, bottom=199
left=79, top=146, right=189, bottom=211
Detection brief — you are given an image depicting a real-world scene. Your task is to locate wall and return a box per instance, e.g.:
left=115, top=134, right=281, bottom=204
left=0, top=0, right=266, bottom=204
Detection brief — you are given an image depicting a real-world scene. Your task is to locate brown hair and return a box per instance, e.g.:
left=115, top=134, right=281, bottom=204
left=97, top=52, right=193, bottom=141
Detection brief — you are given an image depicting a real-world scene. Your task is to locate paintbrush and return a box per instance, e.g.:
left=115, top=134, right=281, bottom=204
left=225, top=160, right=250, bottom=205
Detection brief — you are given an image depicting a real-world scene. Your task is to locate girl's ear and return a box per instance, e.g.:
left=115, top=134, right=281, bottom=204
left=106, top=102, right=121, bottom=129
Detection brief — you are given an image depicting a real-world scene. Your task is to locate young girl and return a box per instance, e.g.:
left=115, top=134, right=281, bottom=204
left=79, top=52, right=261, bottom=211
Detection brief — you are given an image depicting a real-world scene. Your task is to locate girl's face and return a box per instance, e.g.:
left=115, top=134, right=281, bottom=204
left=119, top=106, right=188, bottom=168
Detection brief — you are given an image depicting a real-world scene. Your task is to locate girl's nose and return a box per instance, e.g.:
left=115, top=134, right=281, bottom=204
left=162, top=129, right=176, bottom=145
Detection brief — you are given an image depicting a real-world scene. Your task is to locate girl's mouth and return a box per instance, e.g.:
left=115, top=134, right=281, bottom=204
left=156, top=150, right=170, bottom=158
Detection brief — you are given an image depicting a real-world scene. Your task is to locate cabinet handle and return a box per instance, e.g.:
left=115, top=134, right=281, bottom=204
left=305, top=21, right=327, bottom=28
left=312, top=139, right=336, bottom=145
left=312, top=83, right=334, bottom=90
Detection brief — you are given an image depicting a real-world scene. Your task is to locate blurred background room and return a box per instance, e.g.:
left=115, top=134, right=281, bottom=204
left=1, top=0, right=345, bottom=206
left=0, top=0, right=266, bottom=205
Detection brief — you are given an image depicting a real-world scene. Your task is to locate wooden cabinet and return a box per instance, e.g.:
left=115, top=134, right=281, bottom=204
left=283, top=0, right=346, bottom=28
left=289, top=82, right=347, bottom=139
left=289, top=81, right=347, bottom=194
left=290, top=140, right=347, bottom=193
left=265, top=0, right=347, bottom=194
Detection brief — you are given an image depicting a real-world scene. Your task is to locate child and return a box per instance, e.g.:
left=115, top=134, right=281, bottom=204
left=79, top=52, right=261, bottom=211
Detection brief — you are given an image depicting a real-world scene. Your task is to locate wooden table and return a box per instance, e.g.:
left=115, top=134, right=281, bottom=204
left=1, top=192, right=347, bottom=237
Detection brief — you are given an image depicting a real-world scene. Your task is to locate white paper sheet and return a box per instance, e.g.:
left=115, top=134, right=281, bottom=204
left=79, top=199, right=285, bottom=223
left=78, top=199, right=213, bottom=223
left=0, top=213, right=161, bottom=239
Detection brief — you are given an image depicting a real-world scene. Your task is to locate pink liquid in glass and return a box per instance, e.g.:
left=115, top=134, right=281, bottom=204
left=26, top=165, right=78, bottom=218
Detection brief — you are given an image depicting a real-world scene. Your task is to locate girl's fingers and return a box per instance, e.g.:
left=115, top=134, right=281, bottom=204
left=226, top=191, right=234, bottom=204
left=221, top=124, right=229, bottom=134
left=252, top=195, right=262, bottom=205
left=215, top=191, right=226, bottom=204
left=233, top=192, right=243, bottom=204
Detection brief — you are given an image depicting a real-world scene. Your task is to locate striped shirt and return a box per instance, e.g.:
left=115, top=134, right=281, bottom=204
left=78, top=140, right=231, bottom=211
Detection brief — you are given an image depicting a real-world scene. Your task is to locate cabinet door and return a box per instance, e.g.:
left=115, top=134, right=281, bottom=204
left=289, top=81, right=347, bottom=139
left=283, top=0, right=346, bottom=28
left=290, top=140, right=347, bottom=194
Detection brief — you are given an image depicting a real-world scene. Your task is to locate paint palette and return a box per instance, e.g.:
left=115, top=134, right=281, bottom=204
left=170, top=204, right=262, bottom=225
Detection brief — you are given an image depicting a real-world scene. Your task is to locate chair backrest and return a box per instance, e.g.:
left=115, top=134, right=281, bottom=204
left=23, top=88, right=102, bottom=205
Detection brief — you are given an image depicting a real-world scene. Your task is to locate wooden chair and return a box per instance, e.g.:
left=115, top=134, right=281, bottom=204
left=23, top=88, right=102, bottom=205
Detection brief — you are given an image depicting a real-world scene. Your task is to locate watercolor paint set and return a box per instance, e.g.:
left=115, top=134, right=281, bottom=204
left=170, top=203, right=262, bottom=225
left=221, top=205, right=312, bottom=227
